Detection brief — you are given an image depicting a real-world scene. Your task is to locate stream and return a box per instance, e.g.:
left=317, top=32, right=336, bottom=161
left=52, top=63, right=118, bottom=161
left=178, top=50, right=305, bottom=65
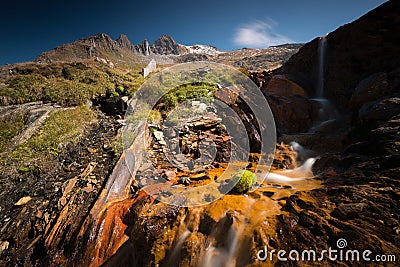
left=78, top=37, right=338, bottom=266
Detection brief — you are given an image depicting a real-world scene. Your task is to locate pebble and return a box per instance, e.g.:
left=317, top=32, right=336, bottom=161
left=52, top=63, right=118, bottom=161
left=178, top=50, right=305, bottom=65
left=0, top=241, right=10, bottom=254
left=82, top=184, right=94, bottom=193
left=36, top=210, right=43, bottom=219
left=87, top=147, right=97, bottom=153
left=103, top=144, right=111, bottom=150
left=14, top=196, right=32, bottom=206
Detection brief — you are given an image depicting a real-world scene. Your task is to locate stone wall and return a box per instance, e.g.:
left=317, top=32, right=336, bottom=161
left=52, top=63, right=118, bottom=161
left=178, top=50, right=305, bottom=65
left=142, top=59, right=156, bottom=78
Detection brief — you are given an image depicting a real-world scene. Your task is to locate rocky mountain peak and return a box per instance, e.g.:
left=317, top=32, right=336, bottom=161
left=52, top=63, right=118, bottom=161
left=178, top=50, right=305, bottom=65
left=82, top=33, right=115, bottom=50
left=116, top=34, right=134, bottom=51
left=150, top=35, right=180, bottom=55
left=136, top=39, right=151, bottom=56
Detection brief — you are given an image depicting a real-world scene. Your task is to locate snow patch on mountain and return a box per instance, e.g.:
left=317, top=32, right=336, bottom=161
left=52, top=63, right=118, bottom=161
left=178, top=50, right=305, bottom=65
left=184, top=44, right=225, bottom=56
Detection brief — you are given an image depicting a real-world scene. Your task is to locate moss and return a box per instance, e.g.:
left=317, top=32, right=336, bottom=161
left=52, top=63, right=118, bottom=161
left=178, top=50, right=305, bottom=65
left=18, top=164, right=40, bottom=175
left=0, top=113, right=26, bottom=152
left=156, top=82, right=218, bottom=112
left=4, top=105, right=96, bottom=167
left=232, top=170, right=257, bottom=193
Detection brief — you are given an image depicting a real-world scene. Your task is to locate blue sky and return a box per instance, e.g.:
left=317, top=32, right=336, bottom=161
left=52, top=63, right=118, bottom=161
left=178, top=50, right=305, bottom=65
left=0, top=0, right=387, bottom=65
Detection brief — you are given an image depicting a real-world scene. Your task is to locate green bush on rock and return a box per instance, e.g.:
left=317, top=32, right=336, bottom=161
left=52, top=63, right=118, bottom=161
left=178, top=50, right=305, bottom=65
left=232, top=170, right=257, bottom=193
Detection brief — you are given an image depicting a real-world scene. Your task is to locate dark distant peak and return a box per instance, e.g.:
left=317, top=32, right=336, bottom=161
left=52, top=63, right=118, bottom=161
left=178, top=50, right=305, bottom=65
left=151, top=35, right=180, bottom=55
left=116, top=34, right=134, bottom=50
left=271, top=43, right=304, bottom=49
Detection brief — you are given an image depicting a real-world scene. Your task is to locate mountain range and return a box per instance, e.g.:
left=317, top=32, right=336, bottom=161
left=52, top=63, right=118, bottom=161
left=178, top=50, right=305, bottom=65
left=34, top=33, right=302, bottom=71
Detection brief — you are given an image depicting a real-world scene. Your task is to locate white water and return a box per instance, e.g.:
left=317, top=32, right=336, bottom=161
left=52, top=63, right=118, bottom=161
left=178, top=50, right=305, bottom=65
left=316, top=35, right=327, bottom=98
left=308, top=98, right=337, bottom=133
left=289, top=141, right=315, bottom=161
left=200, top=226, right=238, bottom=267
left=265, top=158, right=316, bottom=183
left=199, top=199, right=255, bottom=267
left=167, top=230, right=191, bottom=263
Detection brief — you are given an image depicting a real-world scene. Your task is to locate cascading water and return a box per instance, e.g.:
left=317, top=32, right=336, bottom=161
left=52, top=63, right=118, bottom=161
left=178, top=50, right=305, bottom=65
left=308, top=35, right=338, bottom=133
left=316, top=35, right=327, bottom=98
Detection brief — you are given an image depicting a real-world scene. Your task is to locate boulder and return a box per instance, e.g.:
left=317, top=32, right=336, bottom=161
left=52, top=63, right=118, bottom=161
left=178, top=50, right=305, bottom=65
left=331, top=203, right=365, bottom=219
left=266, top=95, right=314, bottom=134
left=214, top=87, right=239, bottom=105
left=349, top=72, right=389, bottom=109
left=261, top=74, right=306, bottom=97
left=271, top=143, right=298, bottom=170
left=358, top=97, right=400, bottom=123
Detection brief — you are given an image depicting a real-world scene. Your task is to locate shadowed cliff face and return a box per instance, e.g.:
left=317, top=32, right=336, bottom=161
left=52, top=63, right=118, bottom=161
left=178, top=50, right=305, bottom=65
left=282, top=0, right=400, bottom=109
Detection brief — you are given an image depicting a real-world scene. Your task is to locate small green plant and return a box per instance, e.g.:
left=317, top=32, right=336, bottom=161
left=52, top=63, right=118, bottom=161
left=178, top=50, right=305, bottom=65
left=232, top=170, right=257, bottom=193
left=18, top=164, right=40, bottom=175
left=156, top=82, right=218, bottom=112
left=147, top=110, right=162, bottom=125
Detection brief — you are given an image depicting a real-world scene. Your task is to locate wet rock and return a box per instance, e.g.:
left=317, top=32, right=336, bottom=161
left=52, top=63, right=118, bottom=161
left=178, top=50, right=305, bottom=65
left=332, top=203, right=365, bottom=219
left=312, top=153, right=342, bottom=175
left=162, top=170, right=177, bottom=181
left=272, top=143, right=297, bottom=170
left=262, top=191, right=275, bottom=197
left=225, top=210, right=236, bottom=226
left=190, top=172, right=207, bottom=180
left=178, top=176, right=191, bottom=185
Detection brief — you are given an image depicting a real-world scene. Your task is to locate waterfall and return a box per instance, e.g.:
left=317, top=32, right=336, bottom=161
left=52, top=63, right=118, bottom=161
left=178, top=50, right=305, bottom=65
left=316, top=35, right=327, bottom=98
left=306, top=35, right=340, bottom=133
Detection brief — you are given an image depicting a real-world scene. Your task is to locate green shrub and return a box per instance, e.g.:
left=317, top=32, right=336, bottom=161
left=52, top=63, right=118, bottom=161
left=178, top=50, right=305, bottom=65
left=232, top=170, right=257, bottom=193
left=157, top=82, right=217, bottom=112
